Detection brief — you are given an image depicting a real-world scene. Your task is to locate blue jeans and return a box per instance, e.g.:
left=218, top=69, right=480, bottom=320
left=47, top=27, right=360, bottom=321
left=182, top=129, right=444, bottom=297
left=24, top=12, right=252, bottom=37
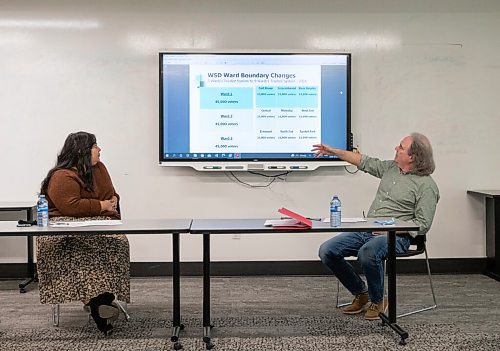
left=318, top=232, right=411, bottom=304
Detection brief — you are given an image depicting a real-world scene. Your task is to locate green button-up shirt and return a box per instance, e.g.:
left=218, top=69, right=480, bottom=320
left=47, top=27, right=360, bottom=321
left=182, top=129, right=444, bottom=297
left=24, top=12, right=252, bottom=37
left=359, top=155, right=439, bottom=237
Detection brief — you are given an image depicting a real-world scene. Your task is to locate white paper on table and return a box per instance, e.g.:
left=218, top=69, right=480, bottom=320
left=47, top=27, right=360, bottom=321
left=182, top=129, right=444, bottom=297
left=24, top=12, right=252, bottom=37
left=264, top=219, right=300, bottom=227
left=50, top=220, right=123, bottom=227
left=322, top=217, right=367, bottom=223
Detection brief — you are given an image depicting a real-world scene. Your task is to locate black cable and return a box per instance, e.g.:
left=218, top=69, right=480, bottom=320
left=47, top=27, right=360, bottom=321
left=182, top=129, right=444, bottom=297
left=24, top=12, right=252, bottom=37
left=225, top=171, right=291, bottom=188
left=247, top=170, right=291, bottom=180
left=344, top=165, right=359, bottom=174
left=227, top=172, right=275, bottom=188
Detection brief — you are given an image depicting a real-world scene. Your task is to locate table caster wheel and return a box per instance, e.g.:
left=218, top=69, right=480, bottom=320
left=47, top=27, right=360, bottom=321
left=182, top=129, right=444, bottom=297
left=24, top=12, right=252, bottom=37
left=173, top=342, right=183, bottom=350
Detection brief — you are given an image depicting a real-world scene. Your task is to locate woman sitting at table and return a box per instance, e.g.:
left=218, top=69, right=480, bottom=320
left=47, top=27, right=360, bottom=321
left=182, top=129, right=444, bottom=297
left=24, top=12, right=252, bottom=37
left=37, top=131, right=129, bottom=335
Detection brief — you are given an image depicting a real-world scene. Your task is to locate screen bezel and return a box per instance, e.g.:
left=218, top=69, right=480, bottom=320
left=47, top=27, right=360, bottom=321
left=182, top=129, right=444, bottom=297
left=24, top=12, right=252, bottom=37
left=159, top=51, right=351, bottom=170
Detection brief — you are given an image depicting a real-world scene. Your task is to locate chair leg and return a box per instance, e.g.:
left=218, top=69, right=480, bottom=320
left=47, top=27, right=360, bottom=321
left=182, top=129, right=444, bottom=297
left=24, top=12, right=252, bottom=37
left=425, top=247, right=438, bottom=307
left=396, top=248, right=438, bottom=318
left=114, top=300, right=130, bottom=321
left=51, top=304, right=60, bottom=327
left=335, top=279, right=351, bottom=308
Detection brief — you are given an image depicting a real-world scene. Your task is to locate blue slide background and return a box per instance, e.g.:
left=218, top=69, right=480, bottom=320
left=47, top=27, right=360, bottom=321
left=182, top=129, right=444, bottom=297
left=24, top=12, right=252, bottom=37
left=321, top=65, right=348, bottom=150
left=163, top=64, right=190, bottom=153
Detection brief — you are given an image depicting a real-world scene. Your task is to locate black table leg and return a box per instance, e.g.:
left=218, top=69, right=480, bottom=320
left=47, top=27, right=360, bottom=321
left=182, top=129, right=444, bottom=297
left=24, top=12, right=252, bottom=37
left=203, top=233, right=214, bottom=350
left=171, top=232, right=184, bottom=350
left=484, top=197, right=500, bottom=281
left=19, top=208, right=37, bottom=293
left=379, top=230, right=409, bottom=345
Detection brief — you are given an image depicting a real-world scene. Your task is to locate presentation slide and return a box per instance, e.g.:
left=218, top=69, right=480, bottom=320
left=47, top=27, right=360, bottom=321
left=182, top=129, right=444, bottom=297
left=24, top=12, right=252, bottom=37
left=160, top=53, right=349, bottom=161
left=189, top=64, right=321, bottom=154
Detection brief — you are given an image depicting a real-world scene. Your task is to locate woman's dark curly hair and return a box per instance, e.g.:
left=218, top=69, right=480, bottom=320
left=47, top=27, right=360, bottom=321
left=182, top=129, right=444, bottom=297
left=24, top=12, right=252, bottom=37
left=41, top=131, right=97, bottom=194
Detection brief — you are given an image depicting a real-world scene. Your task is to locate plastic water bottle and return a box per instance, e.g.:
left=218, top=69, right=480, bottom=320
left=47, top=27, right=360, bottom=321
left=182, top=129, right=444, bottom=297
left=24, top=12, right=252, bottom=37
left=37, top=195, right=49, bottom=227
left=330, top=195, right=342, bottom=227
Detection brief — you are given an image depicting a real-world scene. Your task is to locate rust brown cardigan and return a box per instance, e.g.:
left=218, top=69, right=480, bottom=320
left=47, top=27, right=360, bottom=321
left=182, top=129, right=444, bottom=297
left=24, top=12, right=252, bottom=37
left=46, top=162, right=120, bottom=219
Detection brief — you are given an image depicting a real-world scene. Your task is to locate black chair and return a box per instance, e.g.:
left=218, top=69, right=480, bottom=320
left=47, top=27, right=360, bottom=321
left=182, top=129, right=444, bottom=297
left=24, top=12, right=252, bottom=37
left=336, top=234, right=437, bottom=318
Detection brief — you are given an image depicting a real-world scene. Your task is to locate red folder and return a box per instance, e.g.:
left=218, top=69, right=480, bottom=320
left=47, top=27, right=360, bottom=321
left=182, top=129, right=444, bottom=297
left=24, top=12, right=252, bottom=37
left=274, top=207, right=313, bottom=229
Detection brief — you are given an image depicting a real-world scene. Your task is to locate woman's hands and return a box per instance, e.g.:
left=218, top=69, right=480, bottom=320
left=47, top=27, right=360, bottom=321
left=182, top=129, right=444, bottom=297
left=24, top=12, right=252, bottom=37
left=110, top=196, right=118, bottom=211
left=100, top=196, right=118, bottom=213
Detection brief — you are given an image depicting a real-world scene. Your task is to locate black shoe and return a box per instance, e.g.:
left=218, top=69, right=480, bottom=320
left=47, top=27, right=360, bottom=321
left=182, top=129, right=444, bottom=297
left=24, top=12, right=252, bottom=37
left=99, top=304, right=119, bottom=322
left=89, top=305, right=113, bottom=335
left=89, top=292, right=119, bottom=335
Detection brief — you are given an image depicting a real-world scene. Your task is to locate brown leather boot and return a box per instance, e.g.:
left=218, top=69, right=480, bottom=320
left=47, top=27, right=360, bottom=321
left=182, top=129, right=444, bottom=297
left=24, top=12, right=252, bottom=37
left=364, top=298, right=388, bottom=320
left=342, top=292, right=369, bottom=314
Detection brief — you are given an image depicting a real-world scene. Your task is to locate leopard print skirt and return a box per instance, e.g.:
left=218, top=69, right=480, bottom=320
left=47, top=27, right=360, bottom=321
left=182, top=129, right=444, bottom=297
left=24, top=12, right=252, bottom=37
left=36, top=216, right=130, bottom=304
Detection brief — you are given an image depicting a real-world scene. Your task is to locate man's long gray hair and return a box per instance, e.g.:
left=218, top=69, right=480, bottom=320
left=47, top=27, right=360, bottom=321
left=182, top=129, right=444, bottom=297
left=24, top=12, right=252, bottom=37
left=408, top=133, right=435, bottom=176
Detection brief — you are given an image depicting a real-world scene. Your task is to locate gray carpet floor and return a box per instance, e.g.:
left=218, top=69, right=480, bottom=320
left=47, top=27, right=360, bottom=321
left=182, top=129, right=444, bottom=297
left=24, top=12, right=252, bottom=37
left=1, top=274, right=499, bottom=350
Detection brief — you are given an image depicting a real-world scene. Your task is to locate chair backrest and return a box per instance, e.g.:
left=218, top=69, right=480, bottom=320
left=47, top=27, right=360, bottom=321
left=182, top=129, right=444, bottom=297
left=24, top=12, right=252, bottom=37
left=396, top=234, right=426, bottom=257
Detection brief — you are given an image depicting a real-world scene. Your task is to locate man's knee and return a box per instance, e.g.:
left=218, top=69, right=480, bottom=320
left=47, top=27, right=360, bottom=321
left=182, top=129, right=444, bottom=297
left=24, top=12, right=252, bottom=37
left=319, top=240, right=341, bottom=262
left=318, top=242, right=328, bottom=261
left=357, top=245, right=376, bottom=266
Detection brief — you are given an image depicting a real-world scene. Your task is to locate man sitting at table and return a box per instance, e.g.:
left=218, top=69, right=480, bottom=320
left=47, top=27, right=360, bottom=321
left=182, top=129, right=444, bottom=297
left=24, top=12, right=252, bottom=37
left=312, top=132, right=439, bottom=320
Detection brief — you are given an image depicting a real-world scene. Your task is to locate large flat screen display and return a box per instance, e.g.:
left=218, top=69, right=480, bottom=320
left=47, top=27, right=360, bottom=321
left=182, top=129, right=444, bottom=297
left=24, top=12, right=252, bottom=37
left=159, top=52, right=351, bottom=171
